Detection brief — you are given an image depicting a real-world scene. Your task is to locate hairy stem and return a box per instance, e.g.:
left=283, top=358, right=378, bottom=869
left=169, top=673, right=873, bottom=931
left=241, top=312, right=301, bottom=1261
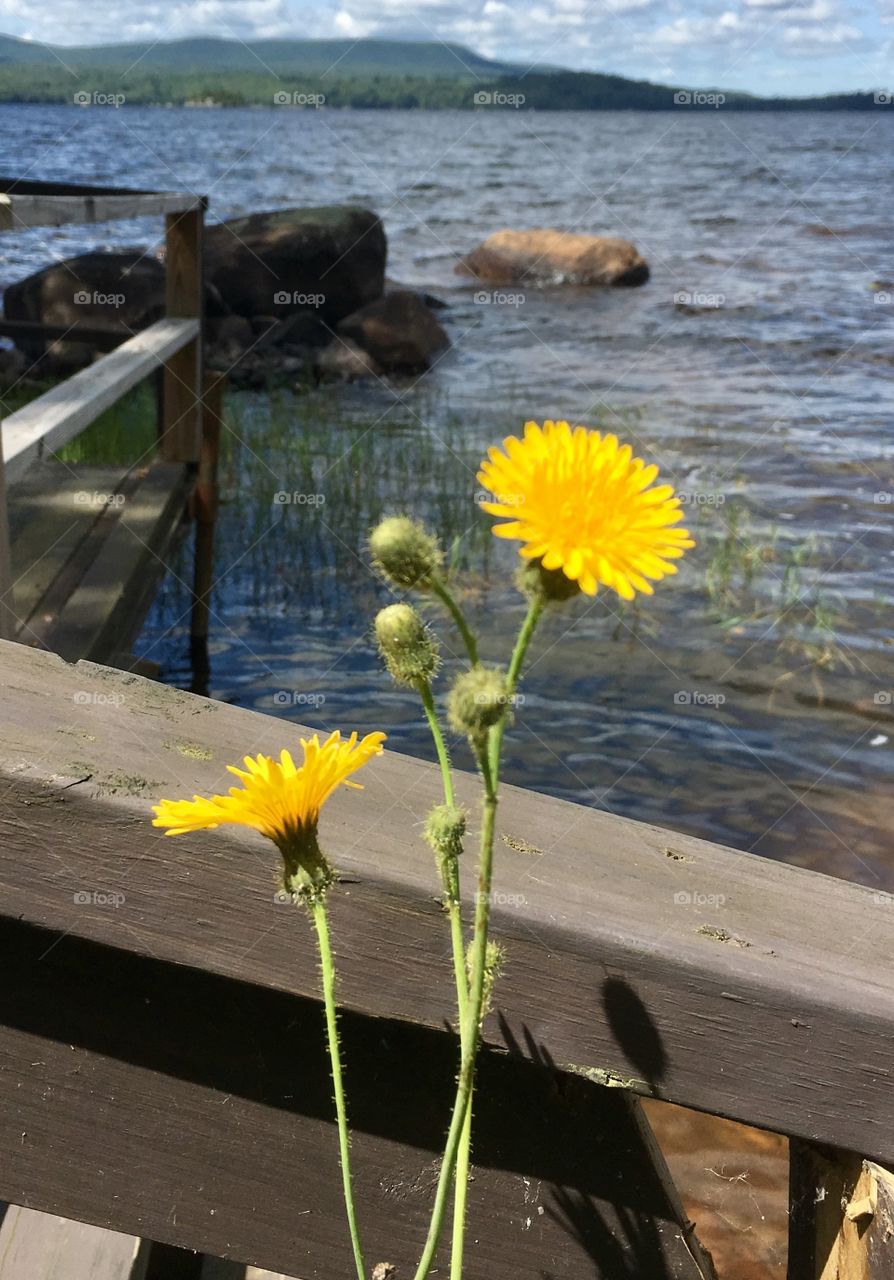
left=430, top=575, right=479, bottom=667
left=311, top=898, right=366, bottom=1280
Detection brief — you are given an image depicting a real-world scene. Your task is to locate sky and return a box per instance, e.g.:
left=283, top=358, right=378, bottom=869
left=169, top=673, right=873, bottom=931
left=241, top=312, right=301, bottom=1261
left=0, top=0, right=891, bottom=95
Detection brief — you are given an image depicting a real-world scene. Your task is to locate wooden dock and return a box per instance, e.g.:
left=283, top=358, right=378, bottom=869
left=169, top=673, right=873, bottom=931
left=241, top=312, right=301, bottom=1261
left=0, top=179, right=215, bottom=667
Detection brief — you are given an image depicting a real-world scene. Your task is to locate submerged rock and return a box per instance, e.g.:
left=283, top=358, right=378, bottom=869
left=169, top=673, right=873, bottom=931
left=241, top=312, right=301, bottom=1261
left=204, top=206, right=386, bottom=325
left=337, top=289, right=449, bottom=373
left=457, top=229, right=649, bottom=287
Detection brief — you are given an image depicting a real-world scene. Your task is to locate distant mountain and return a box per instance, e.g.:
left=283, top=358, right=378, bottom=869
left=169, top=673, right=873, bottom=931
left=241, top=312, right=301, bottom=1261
left=0, top=33, right=527, bottom=79
left=0, top=33, right=882, bottom=109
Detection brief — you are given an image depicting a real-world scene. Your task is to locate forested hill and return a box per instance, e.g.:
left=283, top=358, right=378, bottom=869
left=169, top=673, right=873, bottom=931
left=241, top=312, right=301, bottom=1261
left=0, top=33, right=882, bottom=109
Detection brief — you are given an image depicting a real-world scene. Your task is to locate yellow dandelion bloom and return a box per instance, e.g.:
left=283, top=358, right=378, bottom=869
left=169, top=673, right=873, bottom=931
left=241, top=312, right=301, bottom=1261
left=152, top=730, right=386, bottom=891
left=477, top=419, right=694, bottom=600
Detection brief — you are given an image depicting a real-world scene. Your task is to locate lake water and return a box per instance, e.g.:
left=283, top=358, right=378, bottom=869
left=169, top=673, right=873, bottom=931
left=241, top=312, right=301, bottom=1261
left=4, top=104, right=894, bottom=889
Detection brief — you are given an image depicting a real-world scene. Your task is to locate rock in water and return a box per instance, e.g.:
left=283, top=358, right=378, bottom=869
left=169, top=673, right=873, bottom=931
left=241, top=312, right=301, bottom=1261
left=205, top=206, right=386, bottom=325
left=337, top=290, right=449, bottom=373
left=3, top=251, right=167, bottom=370
left=457, top=229, right=649, bottom=287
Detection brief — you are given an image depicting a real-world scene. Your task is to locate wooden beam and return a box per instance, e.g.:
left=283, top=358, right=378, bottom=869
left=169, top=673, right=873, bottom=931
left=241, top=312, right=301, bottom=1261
left=0, top=189, right=203, bottom=232
left=161, top=210, right=204, bottom=464
left=1, top=642, right=893, bottom=1163
left=0, top=444, right=14, bottom=639
left=788, top=1142, right=894, bottom=1279
left=1, top=318, right=198, bottom=484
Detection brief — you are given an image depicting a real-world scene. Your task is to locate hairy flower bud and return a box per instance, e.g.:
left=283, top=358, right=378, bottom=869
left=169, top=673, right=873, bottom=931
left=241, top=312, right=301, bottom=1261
left=375, top=603, right=439, bottom=687
left=516, top=557, right=582, bottom=604
left=370, top=515, right=443, bottom=589
left=424, top=803, right=466, bottom=864
left=447, top=667, right=510, bottom=738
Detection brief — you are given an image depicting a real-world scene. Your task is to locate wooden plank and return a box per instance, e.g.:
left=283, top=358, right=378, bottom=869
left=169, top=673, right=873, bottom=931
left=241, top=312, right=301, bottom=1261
left=0, top=911, right=713, bottom=1280
left=39, top=463, right=190, bottom=663
left=0, top=443, right=14, bottom=639
left=7, top=464, right=131, bottom=630
left=0, top=190, right=202, bottom=232
left=0, top=643, right=893, bottom=1164
left=0, top=1204, right=142, bottom=1280
left=1, top=319, right=199, bottom=484
left=161, top=210, right=203, bottom=463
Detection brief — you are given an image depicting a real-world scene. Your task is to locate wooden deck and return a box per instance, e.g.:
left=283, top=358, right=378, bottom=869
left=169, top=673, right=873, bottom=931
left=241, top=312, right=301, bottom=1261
left=7, top=459, right=190, bottom=665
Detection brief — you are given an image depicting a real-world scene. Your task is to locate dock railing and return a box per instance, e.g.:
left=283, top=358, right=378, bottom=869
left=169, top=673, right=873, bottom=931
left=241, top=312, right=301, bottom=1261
left=0, top=179, right=207, bottom=641
left=1, top=638, right=892, bottom=1279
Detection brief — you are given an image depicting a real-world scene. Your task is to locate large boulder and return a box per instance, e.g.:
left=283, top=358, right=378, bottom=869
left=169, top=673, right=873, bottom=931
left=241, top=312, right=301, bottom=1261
left=4, top=251, right=167, bottom=370
left=336, top=290, right=449, bottom=373
left=205, top=206, right=386, bottom=325
left=457, top=229, right=649, bottom=287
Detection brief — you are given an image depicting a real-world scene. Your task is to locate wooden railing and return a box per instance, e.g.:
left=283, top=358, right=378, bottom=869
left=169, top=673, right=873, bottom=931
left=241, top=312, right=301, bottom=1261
left=0, top=179, right=206, bottom=640
left=1, top=639, right=892, bottom=1278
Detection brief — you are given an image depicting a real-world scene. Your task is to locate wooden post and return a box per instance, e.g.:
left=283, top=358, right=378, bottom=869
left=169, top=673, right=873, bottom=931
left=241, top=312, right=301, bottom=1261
left=161, top=206, right=204, bottom=464
left=785, top=1140, right=894, bottom=1279
left=0, top=445, right=16, bottom=640
left=189, top=370, right=222, bottom=696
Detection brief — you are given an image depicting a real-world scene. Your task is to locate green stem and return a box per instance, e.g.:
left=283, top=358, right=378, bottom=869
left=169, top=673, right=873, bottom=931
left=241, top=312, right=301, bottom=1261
left=311, top=898, right=366, bottom=1280
left=449, top=597, right=543, bottom=1280
left=430, top=575, right=480, bottom=667
left=413, top=751, right=498, bottom=1280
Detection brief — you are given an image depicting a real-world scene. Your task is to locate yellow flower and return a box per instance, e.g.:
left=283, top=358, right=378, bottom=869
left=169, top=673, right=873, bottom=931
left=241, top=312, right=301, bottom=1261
left=152, top=730, right=386, bottom=895
left=478, top=420, right=694, bottom=600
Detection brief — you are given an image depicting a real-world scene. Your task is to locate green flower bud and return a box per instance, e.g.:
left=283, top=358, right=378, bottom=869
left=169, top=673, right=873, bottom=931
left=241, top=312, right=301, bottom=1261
left=447, top=667, right=510, bottom=738
left=466, top=938, right=505, bottom=1020
left=516, top=557, right=582, bottom=604
left=370, top=515, right=443, bottom=590
left=375, top=603, right=439, bottom=687
left=424, top=803, right=466, bottom=863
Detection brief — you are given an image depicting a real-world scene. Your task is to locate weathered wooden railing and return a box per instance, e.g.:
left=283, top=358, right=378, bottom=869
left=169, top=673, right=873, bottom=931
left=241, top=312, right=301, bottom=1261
left=1, top=639, right=892, bottom=1278
left=0, top=179, right=206, bottom=642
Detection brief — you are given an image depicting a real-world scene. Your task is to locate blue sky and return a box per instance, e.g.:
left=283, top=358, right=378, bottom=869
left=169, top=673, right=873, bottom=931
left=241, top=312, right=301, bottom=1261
left=0, top=0, right=890, bottom=94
